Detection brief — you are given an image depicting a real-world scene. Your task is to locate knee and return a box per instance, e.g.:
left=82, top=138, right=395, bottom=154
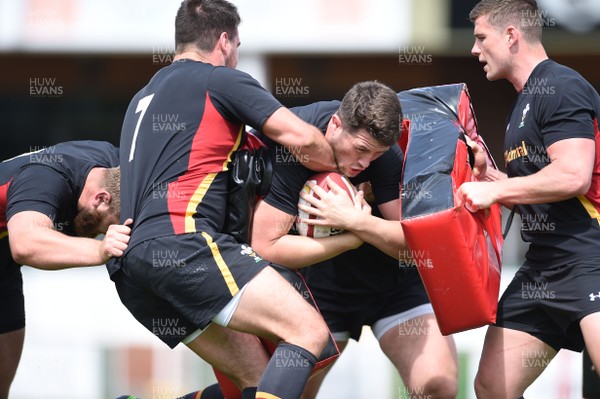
left=280, top=318, right=329, bottom=359
left=474, top=369, right=495, bottom=399
left=297, top=313, right=330, bottom=358
left=427, top=377, right=458, bottom=399
left=475, top=367, right=526, bottom=399
left=399, top=352, right=458, bottom=399
left=407, top=375, right=458, bottom=399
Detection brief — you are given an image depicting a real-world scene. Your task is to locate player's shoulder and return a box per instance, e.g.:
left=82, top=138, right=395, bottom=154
left=527, top=59, right=599, bottom=111
left=290, top=100, right=340, bottom=129
left=52, top=140, right=119, bottom=166
left=207, top=65, right=271, bottom=105
left=209, top=64, right=255, bottom=85
left=154, top=59, right=232, bottom=89
left=535, top=59, right=593, bottom=90
left=53, top=140, right=116, bottom=153
left=291, top=100, right=340, bottom=117
left=10, top=162, right=71, bottom=191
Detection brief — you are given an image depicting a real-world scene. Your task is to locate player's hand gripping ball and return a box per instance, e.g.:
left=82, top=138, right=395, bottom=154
left=296, top=172, right=358, bottom=238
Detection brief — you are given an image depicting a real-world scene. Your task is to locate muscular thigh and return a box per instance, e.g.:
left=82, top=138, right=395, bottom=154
left=476, top=325, right=557, bottom=398
left=186, top=323, right=269, bottom=388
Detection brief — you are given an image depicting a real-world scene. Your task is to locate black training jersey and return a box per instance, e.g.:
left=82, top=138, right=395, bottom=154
left=260, top=100, right=403, bottom=216
left=116, top=59, right=282, bottom=265
left=0, top=141, right=119, bottom=236
left=258, top=100, right=404, bottom=294
left=504, top=59, right=600, bottom=267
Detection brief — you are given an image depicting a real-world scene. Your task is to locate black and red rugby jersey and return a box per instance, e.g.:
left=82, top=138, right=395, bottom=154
left=116, top=59, right=282, bottom=261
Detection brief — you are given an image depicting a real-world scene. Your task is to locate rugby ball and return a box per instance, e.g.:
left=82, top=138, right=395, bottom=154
left=296, top=172, right=357, bottom=238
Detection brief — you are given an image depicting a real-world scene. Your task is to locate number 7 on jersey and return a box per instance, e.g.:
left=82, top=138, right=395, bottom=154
left=128, top=93, right=155, bottom=162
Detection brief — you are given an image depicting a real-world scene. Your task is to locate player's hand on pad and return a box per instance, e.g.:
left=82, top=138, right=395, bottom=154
left=464, top=135, right=488, bottom=180
left=457, top=182, right=496, bottom=213
left=100, top=218, right=133, bottom=262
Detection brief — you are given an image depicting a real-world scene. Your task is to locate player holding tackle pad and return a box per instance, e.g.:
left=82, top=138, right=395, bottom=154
left=250, top=81, right=459, bottom=399
left=462, top=1, right=600, bottom=398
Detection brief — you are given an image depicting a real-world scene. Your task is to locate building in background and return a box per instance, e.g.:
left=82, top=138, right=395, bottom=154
left=1, top=0, right=598, bottom=397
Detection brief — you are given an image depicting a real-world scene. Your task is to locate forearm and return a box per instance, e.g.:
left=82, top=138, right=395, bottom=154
left=262, top=107, right=336, bottom=171
left=489, top=162, right=590, bottom=206
left=293, top=132, right=336, bottom=172
left=255, top=233, right=362, bottom=270
left=477, top=139, right=593, bottom=206
left=478, top=167, right=507, bottom=182
left=10, top=231, right=104, bottom=270
left=345, top=215, right=407, bottom=260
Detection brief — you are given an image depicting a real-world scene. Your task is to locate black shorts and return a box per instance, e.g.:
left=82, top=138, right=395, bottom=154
left=496, top=257, right=600, bottom=352
left=0, top=236, right=25, bottom=333
left=307, top=267, right=431, bottom=341
left=112, top=231, right=268, bottom=348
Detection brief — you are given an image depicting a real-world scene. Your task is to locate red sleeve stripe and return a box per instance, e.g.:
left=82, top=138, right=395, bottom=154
left=579, top=117, right=600, bottom=226
left=0, top=180, right=11, bottom=232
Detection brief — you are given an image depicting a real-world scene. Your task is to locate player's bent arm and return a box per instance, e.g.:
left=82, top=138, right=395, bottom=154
left=262, top=107, right=336, bottom=172
left=459, top=137, right=594, bottom=210
left=297, top=181, right=407, bottom=259
left=7, top=211, right=130, bottom=270
left=313, top=198, right=407, bottom=260
left=251, top=199, right=363, bottom=269
left=338, top=216, right=406, bottom=260
left=354, top=199, right=409, bottom=260
left=494, top=137, right=593, bottom=204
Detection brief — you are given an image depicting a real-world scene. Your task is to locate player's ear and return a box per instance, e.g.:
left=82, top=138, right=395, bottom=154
left=93, top=190, right=112, bottom=209
left=505, top=25, right=518, bottom=47
left=217, top=32, right=230, bottom=51
left=330, top=114, right=344, bottom=132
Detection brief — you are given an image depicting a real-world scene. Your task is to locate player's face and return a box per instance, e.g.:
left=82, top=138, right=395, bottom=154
left=328, top=125, right=389, bottom=177
left=472, top=16, right=511, bottom=81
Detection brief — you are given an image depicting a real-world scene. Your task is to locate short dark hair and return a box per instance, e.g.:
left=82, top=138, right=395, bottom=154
left=101, top=167, right=120, bottom=218
left=469, top=0, right=542, bottom=44
left=337, top=81, right=402, bottom=146
left=175, top=0, right=241, bottom=53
